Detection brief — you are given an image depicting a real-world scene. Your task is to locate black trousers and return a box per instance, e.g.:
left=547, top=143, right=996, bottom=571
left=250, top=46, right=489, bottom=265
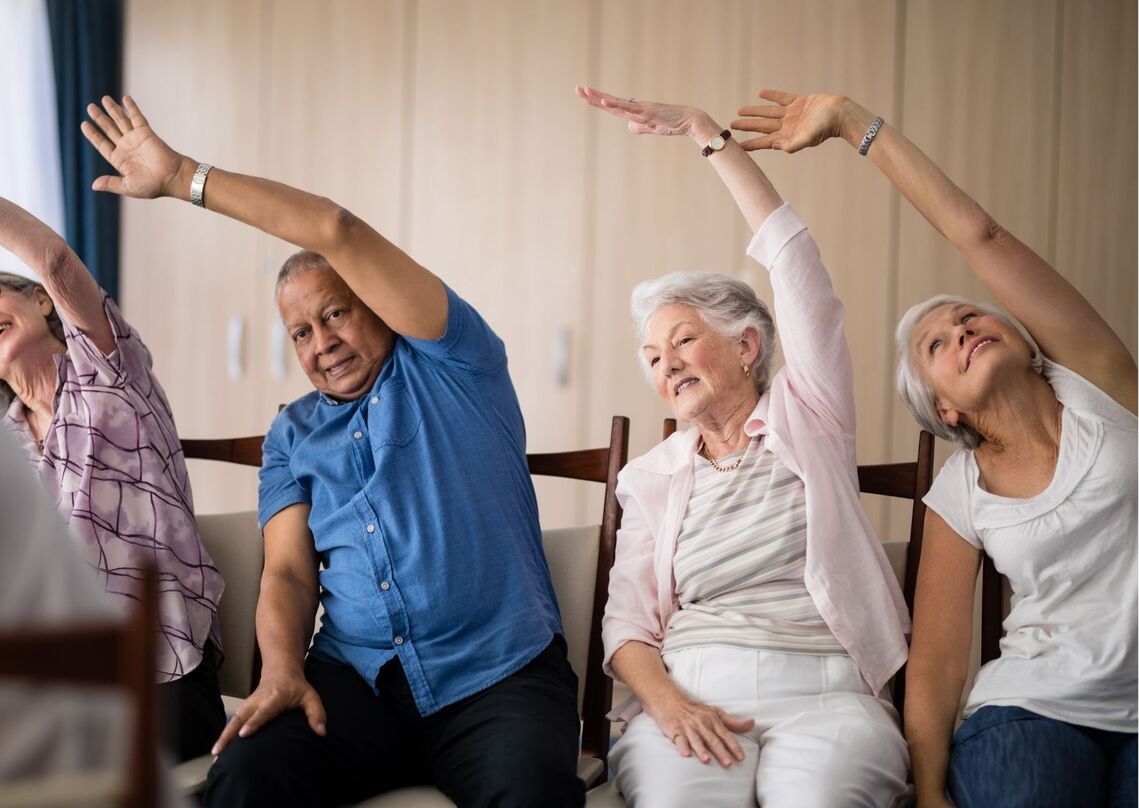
left=204, top=636, right=585, bottom=808
left=160, top=640, right=226, bottom=762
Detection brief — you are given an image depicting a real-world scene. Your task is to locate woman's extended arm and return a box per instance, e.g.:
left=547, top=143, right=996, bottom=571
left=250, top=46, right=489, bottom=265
left=610, top=640, right=754, bottom=768
left=80, top=96, right=447, bottom=340
left=905, top=510, right=982, bottom=808
left=575, top=87, right=782, bottom=234
left=733, top=90, right=1136, bottom=411
left=0, top=198, right=113, bottom=353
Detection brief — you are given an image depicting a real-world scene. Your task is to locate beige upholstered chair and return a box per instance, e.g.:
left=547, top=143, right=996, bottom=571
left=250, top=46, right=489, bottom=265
left=175, top=417, right=630, bottom=804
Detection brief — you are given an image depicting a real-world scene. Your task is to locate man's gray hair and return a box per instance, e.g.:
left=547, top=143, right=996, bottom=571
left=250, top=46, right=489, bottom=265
left=630, top=271, right=777, bottom=395
left=895, top=293, right=1044, bottom=449
left=0, top=273, right=65, bottom=408
left=275, top=250, right=334, bottom=298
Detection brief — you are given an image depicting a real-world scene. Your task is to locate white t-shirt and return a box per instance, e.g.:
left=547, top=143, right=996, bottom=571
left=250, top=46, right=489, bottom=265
left=924, top=360, right=1137, bottom=732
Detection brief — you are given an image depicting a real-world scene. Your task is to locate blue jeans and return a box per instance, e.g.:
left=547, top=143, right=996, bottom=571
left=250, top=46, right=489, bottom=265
left=949, top=705, right=1137, bottom=808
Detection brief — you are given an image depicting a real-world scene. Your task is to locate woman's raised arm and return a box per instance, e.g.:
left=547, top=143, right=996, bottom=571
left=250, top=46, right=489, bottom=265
left=0, top=198, right=113, bottom=353
left=733, top=90, right=1136, bottom=410
left=80, top=96, right=447, bottom=340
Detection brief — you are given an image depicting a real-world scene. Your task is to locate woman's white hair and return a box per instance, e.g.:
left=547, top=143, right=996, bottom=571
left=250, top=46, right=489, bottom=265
left=895, top=294, right=1044, bottom=449
left=631, top=271, right=776, bottom=395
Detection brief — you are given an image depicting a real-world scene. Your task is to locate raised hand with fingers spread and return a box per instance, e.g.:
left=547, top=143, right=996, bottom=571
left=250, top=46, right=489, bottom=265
left=81, top=95, right=187, bottom=198
left=731, top=89, right=848, bottom=153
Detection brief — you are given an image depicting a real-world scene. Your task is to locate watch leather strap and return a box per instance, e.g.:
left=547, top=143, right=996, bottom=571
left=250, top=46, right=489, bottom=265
left=701, top=129, right=732, bottom=157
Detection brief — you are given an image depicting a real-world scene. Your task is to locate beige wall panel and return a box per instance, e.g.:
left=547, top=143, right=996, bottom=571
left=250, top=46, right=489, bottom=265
left=885, top=0, right=1060, bottom=534
left=588, top=0, right=755, bottom=463
left=744, top=0, right=899, bottom=531
left=122, top=0, right=267, bottom=511
left=1054, top=0, right=1137, bottom=357
left=258, top=0, right=410, bottom=415
left=406, top=0, right=594, bottom=526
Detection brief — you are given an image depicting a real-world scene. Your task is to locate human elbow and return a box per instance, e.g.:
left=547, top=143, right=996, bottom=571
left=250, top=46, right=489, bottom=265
left=959, top=211, right=1010, bottom=253
left=38, top=240, right=79, bottom=286
left=314, top=199, right=365, bottom=251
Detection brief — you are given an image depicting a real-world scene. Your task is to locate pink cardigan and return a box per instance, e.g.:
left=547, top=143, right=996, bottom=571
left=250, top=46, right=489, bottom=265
left=603, top=205, right=910, bottom=714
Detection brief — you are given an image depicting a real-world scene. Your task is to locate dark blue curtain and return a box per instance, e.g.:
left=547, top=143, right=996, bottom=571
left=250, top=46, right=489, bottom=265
left=46, top=0, right=124, bottom=301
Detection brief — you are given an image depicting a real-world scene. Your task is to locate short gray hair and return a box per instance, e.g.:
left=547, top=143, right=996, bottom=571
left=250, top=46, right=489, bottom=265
left=275, top=250, right=333, bottom=298
left=631, top=271, right=777, bottom=395
left=0, top=273, right=65, bottom=408
left=895, top=294, right=1043, bottom=448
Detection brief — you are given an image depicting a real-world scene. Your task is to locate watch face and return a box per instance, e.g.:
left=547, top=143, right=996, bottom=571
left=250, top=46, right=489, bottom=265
left=709, top=135, right=726, bottom=151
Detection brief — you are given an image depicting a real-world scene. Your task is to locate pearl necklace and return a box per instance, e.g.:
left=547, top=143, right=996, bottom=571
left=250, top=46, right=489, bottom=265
left=699, top=440, right=745, bottom=473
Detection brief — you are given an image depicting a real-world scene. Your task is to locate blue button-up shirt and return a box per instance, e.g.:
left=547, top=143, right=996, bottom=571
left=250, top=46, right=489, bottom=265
left=258, top=286, right=563, bottom=714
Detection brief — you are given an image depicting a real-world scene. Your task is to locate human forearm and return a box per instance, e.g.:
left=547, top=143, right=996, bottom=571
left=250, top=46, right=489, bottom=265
left=905, top=670, right=963, bottom=805
left=687, top=113, right=784, bottom=233
left=611, top=640, right=686, bottom=717
left=255, top=570, right=319, bottom=678
left=835, top=98, right=992, bottom=251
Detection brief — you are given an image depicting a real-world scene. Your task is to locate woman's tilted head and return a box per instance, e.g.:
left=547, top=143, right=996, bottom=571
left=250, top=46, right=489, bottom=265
left=0, top=273, right=65, bottom=403
left=632, top=272, right=774, bottom=422
left=895, top=294, right=1043, bottom=448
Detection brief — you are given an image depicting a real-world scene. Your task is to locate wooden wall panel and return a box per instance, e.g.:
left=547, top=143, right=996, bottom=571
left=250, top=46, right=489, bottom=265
left=121, top=0, right=267, bottom=511
left=744, top=0, right=899, bottom=530
left=406, top=0, right=595, bottom=526
left=885, top=0, right=1061, bottom=535
left=587, top=0, right=755, bottom=463
left=1053, top=0, right=1137, bottom=358
left=259, top=0, right=410, bottom=415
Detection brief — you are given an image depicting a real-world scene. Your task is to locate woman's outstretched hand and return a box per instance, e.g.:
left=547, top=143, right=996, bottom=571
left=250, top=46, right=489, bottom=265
left=732, top=89, right=848, bottom=153
left=575, top=85, right=716, bottom=139
left=81, top=95, right=188, bottom=199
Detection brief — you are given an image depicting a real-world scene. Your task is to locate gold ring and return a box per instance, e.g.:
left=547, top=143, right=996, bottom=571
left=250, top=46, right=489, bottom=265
left=671, top=733, right=682, bottom=744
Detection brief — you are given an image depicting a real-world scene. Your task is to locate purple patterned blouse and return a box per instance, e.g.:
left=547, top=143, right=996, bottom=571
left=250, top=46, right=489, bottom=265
left=4, top=295, right=223, bottom=683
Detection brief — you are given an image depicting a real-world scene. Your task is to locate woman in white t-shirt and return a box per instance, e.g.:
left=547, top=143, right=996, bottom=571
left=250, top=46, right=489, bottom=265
left=734, top=90, right=1137, bottom=807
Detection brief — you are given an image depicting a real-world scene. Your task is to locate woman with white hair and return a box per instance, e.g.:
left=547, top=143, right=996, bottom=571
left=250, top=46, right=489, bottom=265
left=576, top=86, right=910, bottom=807
left=734, top=90, right=1137, bottom=807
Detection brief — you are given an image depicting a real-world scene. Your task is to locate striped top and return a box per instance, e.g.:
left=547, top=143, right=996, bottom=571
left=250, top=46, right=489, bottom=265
left=662, top=437, right=845, bottom=656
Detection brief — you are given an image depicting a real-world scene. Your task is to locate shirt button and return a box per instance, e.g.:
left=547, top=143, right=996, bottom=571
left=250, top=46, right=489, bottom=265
left=370, top=396, right=379, bottom=405
left=380, top=581, right=390, bottom=591
left=366, top=524, right=376, bottom=534
left=353, top=431, right=363, bottom=439
left=393, top=635, right=404, bottom=646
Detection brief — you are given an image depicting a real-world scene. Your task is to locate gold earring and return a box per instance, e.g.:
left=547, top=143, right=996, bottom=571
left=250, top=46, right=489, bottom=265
left=742, top=362, right=750, bottom=376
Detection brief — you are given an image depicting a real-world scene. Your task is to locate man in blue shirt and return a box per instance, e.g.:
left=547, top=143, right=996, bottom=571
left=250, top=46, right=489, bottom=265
left=82, top=95, right=584, bottom=807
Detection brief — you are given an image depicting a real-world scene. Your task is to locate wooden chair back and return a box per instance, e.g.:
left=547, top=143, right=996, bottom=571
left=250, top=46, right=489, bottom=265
left=0, top=567, right=159, bottom=808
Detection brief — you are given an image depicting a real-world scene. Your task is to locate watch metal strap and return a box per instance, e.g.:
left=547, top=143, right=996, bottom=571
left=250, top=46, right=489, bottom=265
left=857, top=117, right=884, bottom=156
left=190, top=163, right=213, bottom=208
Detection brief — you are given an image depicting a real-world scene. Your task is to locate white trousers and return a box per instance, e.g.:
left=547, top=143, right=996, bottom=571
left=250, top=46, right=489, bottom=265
left=610, top=647, right=909, bottom=808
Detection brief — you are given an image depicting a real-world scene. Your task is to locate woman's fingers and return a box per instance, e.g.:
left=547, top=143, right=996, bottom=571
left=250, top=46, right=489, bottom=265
left=737, top=104, right=785, bottom=119
left=758, top=88, right=797, bottom=105
left=85, top=102, right=122, bottom=143
left=737, top=134, right=781, bottom=151
left=731, top=116, right=780, bottom=134
left=101, top=95, right=132, bottom=134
